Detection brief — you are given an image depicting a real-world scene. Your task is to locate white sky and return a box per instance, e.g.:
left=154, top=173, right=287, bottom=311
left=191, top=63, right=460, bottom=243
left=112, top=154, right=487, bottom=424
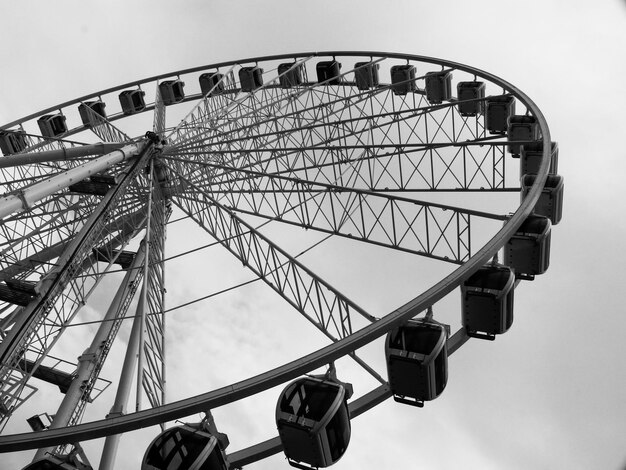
left=1, top=1, right=626, bottom=469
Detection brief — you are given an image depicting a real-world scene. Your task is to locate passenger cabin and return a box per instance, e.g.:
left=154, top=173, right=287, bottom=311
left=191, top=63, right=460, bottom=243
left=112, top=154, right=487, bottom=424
left=78, top=101, right=107, bottom=126
left=276, top=376, right=352, bottom=469
left=278, top=63, right=304, bottom=88
left=142, top=425, right=228, bottom=470
left=199, top=72, right=225, bottom=96
left=239, top=66, right=264, bottom=92
left=505, top=214, right=551, bottom=278
left=316, top=60, right=342, bottom=85
left=22, top=456, right=91, bottom=470
left=507, top=115, right=539, bottom=156
left=390, top=64, right=417, bottom=95
left=159, top=80, right=185, bottom=105
left=354, top=61, right=380, bottom=90
left=520, top=141, right=559, bottom=177
left=522, top=174, right=564, bottom=225
left=425, top=71, right=452, bottom=104
left=385, top=319, right=448, bottom=407
left=119, top=89, right=146, bottom=115
left=485, top=95, right=516, bottom=134
left=37, top=114, right=67, bottom=137
left=0, top=129, right=28, bottom=155
left=462, top=264, right=515, bottom=340
left=456, top=81, right=486, bottom=116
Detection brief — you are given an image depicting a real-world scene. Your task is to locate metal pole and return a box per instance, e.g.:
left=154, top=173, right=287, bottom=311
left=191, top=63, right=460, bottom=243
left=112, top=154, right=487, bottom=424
left=32, top=246, right=146, bottom=462
left=99, top=244, right=148, bottom=470
left=0, top=143, right=141, bottom=219
left=0, top=142, right=126, bottom=169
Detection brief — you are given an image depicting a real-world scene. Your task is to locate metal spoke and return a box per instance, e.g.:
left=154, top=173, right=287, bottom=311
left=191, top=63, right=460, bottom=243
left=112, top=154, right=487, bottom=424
left=136, top=161, right=169, bottom=411
left=167, top=155, right=504, bottom=263
left=165, top=85, right=509, bottom=192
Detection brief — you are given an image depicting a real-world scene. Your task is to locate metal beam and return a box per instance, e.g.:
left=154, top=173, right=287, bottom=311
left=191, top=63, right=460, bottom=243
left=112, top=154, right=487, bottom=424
left=0, top=143, right=127, bottom=169
left=0, top=144, right=141, bottom=219
left=168, top=156, right=504, bottom=263
left=99, top=263, right=148, bottom=470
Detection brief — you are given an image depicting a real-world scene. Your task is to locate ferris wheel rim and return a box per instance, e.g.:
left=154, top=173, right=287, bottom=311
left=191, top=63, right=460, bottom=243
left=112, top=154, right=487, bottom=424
left=2, top=50, right=538, bottom=135
left=0, top=51, right=553, bottom=462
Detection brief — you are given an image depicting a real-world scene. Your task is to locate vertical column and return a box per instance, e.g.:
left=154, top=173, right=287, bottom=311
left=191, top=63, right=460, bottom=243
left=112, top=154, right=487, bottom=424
left=32, top=246, right=146, bottom=462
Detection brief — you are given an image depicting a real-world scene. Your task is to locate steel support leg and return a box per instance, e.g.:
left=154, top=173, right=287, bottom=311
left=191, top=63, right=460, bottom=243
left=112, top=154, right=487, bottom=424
left=98, top=258, right=148, bottom=470
left=32, top=245, right=146, bottom=461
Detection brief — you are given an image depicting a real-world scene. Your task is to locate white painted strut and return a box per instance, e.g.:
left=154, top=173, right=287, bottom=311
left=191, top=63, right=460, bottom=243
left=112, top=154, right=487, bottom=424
left=0, top=142, right=127, bottom=169
left=0, top=143, right=143, bottom=219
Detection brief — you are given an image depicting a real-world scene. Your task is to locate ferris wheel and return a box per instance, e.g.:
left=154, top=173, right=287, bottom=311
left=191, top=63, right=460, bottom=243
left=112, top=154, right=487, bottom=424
left=0, top=52, right=563, bottom=469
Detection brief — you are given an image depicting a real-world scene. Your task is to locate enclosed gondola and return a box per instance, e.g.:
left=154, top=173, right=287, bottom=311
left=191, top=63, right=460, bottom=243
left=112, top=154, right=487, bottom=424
left=159, top=80, right=185, bottom=105
left=142, top=424, right=228, bottom=470
left=522, top=174, right=564, bottom=225
left=119, top=89, right=146, bottom=115
left=316, top=60, right=342, bottom=85
left=385, top=319, right=449, bottom=407
left=239, top=66, right=264, bottom=92
left=37, top=114, right=67, bottom=137
left=456, top=81, right=485, bottom=116
left=425, top=70, right=452, bottom=104
left=505, top=214, right=551, bottom=278
left=276, top=376, right=352, bottom=469
left=507, top=115, right=539, bottom=156
left=78, top=101, right=107, bottom=126
left=278, top=62, right=304, bottom=88
left=462, top=264, right=515, bottom=340
left=485, top=95, right=515, bottom=134
left=199, top=72, right=225, bottom=96
left=0, top=129, right=28, bottom=155
left=520, top=141, right=559, bottom=177
left=390, top=64, right=417, bottom=95
left=354, top=61, right=379, bottom=90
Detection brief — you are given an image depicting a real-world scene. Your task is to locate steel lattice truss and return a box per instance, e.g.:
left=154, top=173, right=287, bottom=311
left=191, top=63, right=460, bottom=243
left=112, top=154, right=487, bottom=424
left=139, top=168, right=169, bottom=410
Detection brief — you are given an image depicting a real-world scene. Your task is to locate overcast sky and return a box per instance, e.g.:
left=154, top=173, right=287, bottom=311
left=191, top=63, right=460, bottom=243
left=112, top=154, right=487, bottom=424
left=1, top=1, right=626, bottom=469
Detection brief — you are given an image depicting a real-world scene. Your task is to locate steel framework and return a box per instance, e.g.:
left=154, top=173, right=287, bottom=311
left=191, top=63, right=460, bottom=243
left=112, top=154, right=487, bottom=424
left=0, top=52, right=558, bottom=469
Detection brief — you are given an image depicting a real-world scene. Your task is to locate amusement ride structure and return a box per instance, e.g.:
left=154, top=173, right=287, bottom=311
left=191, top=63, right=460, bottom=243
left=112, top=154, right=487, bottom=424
left=0, top=52, right=563, bottom=469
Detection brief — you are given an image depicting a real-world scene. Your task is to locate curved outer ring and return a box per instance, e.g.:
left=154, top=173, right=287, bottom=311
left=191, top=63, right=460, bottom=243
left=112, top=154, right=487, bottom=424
left=0, top=52, right=551, bottom=458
